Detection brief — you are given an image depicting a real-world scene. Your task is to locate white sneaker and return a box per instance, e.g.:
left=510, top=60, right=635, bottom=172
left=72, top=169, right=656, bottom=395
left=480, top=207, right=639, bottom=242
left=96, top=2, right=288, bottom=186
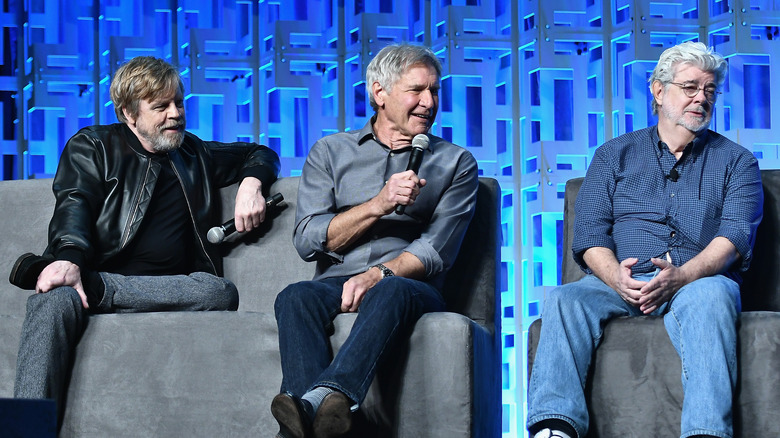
left=534, top=428, right=573, bottom=438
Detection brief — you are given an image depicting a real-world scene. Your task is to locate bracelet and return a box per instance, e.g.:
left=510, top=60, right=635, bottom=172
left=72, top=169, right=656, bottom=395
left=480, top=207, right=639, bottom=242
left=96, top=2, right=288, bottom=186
left=370, top=263, right=395, bottom=279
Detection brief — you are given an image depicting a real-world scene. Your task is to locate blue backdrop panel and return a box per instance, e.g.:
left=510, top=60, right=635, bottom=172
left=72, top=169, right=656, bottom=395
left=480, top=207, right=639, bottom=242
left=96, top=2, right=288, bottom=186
left=1, top=1, right=778, bottom=437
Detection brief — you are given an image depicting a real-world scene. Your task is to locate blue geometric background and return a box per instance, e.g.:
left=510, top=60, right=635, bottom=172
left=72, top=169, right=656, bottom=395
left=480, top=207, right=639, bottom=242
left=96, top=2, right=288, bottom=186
left=1, top=1, right=778, bottom=437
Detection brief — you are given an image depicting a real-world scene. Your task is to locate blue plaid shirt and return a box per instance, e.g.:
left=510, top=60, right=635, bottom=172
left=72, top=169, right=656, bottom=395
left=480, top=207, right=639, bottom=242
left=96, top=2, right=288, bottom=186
left=573, top=126, right=763, bottom=282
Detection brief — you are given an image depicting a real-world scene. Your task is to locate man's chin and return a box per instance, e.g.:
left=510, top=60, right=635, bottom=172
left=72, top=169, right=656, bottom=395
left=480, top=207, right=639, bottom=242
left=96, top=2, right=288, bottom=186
left=410, top=123, right=431, bottom=135
left=679, top=116, right=710, bottom=133
left=153, top=136, right=184, bottom=153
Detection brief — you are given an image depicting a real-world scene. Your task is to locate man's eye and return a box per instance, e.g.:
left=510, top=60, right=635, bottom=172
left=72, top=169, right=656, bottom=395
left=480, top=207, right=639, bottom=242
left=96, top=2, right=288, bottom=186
left=683, top=85, right=698, bottom=92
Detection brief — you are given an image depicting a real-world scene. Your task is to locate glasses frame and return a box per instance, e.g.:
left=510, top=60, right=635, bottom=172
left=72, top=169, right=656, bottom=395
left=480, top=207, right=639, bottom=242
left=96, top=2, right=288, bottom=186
left=668, top=82, right=722, bottom=103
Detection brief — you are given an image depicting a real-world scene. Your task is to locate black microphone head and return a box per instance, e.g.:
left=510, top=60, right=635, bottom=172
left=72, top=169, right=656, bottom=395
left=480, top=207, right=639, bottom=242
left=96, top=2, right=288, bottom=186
left=207, top=226, right=225, bottom=244
left=411, top=133, right=428, bottom=150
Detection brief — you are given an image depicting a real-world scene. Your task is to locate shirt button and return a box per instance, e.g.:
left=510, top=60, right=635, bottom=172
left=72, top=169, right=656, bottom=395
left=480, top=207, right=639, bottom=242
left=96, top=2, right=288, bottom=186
left=670, top=231, right=676, bottom=238
left=390, top=152, right=395, bottom=157
left=670, top=193, right=675, bottom=197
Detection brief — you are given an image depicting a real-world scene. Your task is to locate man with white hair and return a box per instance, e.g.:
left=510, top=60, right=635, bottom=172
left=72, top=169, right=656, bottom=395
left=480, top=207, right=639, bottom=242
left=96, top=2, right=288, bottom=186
left=526, top=41, right=763, bottom=438
left=270, top=43, right=479, bottom=438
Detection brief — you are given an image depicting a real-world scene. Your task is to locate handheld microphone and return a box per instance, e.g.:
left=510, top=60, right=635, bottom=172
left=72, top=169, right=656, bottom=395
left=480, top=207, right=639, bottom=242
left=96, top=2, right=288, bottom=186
left=395, top=133, right=428, bottom=215
left=667, top=168, right=679, bottom=182
left=207, top=193, right=284, bottom=244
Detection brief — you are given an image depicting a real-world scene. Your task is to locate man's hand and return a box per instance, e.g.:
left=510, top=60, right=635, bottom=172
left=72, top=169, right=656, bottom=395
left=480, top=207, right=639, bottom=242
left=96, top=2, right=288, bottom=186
left=609, top=257, right=648, bottom=307
left=638, top=257, right=690, bottom=314
left=234, top=177, right=265, bottom=233
left=36, top=260, right=89, bottom=309
left=340, top=268, right=382, bottom=313
left=377, top=170, right=427, bottom=215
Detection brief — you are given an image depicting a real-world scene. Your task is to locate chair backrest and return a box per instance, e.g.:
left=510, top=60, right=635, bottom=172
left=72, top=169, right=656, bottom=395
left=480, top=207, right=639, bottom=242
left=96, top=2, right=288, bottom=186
left=0, top=175, right=501, bottom=325
left=219, top=177, right=315, bottom=314
left=442, top=177, right=501, bottom=335
left=223, top=177, right=502, bottom=331
left=562, top=171, right=780, bottom=311
left=741, top=169, right=780, bottom=311
left=561, top=177, right=586, bottom=286
left=0, top=178, right=55, bottom=316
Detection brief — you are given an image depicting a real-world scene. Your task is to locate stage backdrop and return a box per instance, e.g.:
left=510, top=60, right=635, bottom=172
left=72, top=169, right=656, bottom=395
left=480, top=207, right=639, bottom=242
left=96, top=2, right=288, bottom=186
left=1, top=1, right=778, bottom=436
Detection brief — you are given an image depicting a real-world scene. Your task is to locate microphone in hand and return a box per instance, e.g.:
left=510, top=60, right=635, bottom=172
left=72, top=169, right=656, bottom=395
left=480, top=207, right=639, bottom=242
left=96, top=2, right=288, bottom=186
left=207, top=193, right=284, bottom=244
left=395, top=134, right=428, bottom=215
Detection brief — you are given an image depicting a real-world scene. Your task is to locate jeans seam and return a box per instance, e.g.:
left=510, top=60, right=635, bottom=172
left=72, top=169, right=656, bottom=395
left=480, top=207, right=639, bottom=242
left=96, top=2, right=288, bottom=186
left=669, top=305, right=688, bottom=381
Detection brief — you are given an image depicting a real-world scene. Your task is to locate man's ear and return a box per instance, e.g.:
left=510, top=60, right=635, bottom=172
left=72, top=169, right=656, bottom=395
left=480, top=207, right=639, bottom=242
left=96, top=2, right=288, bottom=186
left=651, top=80, right=664, bottom=108
left=122, top=107, right=135, bottom=125
left=372, top=81, right=385, bottom=108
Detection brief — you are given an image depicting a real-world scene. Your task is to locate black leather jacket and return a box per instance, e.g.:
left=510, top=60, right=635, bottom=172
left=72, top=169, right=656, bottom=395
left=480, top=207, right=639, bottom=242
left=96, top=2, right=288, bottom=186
left=45, top=123, right=280, bottom=276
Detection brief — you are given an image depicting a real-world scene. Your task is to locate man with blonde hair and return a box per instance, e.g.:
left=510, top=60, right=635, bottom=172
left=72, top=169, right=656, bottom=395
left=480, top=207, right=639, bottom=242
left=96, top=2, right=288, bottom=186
left=10, top=56, right=280, bottom=424
left=526, top=41, right=763, bottom=438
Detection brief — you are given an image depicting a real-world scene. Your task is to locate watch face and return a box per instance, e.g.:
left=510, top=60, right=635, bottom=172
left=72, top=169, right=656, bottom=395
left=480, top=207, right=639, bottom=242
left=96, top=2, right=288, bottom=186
left=374, top=264, right=393, bottom=278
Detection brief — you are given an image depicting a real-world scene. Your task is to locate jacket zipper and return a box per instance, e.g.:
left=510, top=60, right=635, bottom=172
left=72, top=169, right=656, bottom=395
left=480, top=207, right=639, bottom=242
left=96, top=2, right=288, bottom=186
left=170, top=161, right=218, bottom=274
left=120, top=159, right=153, bottom=248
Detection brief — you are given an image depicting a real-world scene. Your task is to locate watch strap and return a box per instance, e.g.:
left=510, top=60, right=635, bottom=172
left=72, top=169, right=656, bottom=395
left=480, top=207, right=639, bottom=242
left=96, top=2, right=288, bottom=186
left=371, top=263, right=395, bottom=278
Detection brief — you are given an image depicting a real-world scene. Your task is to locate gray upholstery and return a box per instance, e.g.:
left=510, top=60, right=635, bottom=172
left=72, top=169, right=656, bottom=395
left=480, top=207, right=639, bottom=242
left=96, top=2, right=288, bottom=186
left=0, top=176, right=501, bottom=437
left=528, top=170, right=780, bottom=437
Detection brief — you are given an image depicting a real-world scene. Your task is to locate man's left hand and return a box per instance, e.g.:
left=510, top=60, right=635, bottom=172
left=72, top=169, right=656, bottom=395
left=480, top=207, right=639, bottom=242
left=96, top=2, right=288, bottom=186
left=340, top=269, right=382, bottom=313
left=638, top=257, right=691, bottom=314
left=234, top=177, right=265, bottom=233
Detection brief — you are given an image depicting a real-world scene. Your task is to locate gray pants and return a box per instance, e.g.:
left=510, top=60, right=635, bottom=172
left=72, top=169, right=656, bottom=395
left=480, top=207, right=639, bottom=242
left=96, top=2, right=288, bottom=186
left=13, top=272, right=238, bottom=417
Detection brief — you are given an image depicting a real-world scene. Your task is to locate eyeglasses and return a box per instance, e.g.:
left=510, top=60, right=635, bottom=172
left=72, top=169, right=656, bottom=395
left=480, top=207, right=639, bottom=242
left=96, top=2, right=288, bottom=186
left=669, top=82, right=721, bottom=102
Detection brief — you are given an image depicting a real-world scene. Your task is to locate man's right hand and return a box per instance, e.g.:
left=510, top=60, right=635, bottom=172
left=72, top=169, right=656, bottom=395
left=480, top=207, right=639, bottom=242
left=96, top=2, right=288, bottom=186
left=609, top=257, right=647, bottom=307
left=376, top=170, right=427, bottom=215
left=583, top=247, right=647, bottom=308
left=36, top=260, right=89, bottom=309
left=325, top=170, right=427, bottom=253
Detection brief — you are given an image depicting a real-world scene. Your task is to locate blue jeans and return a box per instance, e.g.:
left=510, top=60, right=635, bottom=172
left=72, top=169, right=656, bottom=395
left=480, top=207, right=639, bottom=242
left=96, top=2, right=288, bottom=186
left=526, top=273, right=740, bottom=438
left=274, top=275, right=445, bottom=406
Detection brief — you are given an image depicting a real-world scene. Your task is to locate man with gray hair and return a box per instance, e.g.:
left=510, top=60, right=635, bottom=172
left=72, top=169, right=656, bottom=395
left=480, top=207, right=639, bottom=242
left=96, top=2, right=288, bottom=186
left=10, top=56, right=280, bottom=425
left=526, top=41, right=763, bottom=438
left=270, top=43, right=479, bottom=438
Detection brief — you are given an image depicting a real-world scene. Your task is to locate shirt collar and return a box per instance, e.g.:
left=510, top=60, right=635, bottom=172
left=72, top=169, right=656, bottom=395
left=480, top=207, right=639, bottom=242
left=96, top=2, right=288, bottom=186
left=356, top=117, right=376, bottom=146
left=651, top=125, right=708, bottom=159
left=357, top=115, right=435, bottom=153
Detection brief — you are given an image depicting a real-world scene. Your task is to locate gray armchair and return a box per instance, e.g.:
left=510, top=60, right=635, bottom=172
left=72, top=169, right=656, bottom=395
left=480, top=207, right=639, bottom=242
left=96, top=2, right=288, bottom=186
left=527, top=171, right=780, bottom=437
left=0, top=176, right=502, bottom=437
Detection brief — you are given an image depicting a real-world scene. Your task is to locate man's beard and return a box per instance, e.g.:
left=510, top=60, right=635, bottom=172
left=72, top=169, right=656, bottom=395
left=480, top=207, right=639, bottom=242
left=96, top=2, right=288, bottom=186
left=138, top=122, right=185, bottom=153
left=663, top=103, right=711, bottom=133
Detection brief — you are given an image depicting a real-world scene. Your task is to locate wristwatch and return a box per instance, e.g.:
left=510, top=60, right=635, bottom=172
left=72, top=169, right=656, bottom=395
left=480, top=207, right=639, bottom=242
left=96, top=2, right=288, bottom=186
left=371, top=263, right=395, bottom=279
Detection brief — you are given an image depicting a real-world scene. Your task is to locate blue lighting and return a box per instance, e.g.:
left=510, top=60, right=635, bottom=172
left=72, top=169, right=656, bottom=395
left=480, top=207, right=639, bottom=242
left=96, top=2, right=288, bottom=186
left=2, top=2, right=779, bottom=437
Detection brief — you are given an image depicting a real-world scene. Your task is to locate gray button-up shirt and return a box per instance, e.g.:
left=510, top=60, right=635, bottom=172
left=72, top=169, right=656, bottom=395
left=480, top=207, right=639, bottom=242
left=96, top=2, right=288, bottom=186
left=293, top=119, right=479, bottom=290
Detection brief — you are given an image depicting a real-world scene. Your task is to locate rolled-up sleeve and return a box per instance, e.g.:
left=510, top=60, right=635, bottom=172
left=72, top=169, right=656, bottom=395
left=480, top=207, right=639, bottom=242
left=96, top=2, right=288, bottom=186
left=572, top=147, right=617, bottom=272
left=293, top=138, right=343, bottom=263
left=716, top=153, right=763, bottom=271
left=407, top=151, right=479, bottom=278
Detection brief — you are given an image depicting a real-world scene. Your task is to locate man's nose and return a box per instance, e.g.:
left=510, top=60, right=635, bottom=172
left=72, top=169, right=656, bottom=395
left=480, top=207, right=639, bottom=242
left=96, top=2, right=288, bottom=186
left=419, top=89, right=434, bottom=108
left=691, top=88, right=707, bottom=104
left=167, top=103, right=183, bottom=118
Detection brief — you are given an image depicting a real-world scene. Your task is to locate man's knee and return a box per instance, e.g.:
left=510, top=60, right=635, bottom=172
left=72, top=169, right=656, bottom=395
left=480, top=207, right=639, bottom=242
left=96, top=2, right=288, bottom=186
left=26, top=287, right=82, bottom=312
left=360, top=277, right=426, bottom=313
left=675, top=276, right=740, bottom=312
left=274, top=282, right=311, bottom=317
left=211, top=278, right=238, bottom=311
left=221, top=281, right=239, bottom=310
left=544, top=282, right=586, bottom=314
left=189, top=272, right=239, bottom=310
left=24, top=287, right=85, bottom=323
